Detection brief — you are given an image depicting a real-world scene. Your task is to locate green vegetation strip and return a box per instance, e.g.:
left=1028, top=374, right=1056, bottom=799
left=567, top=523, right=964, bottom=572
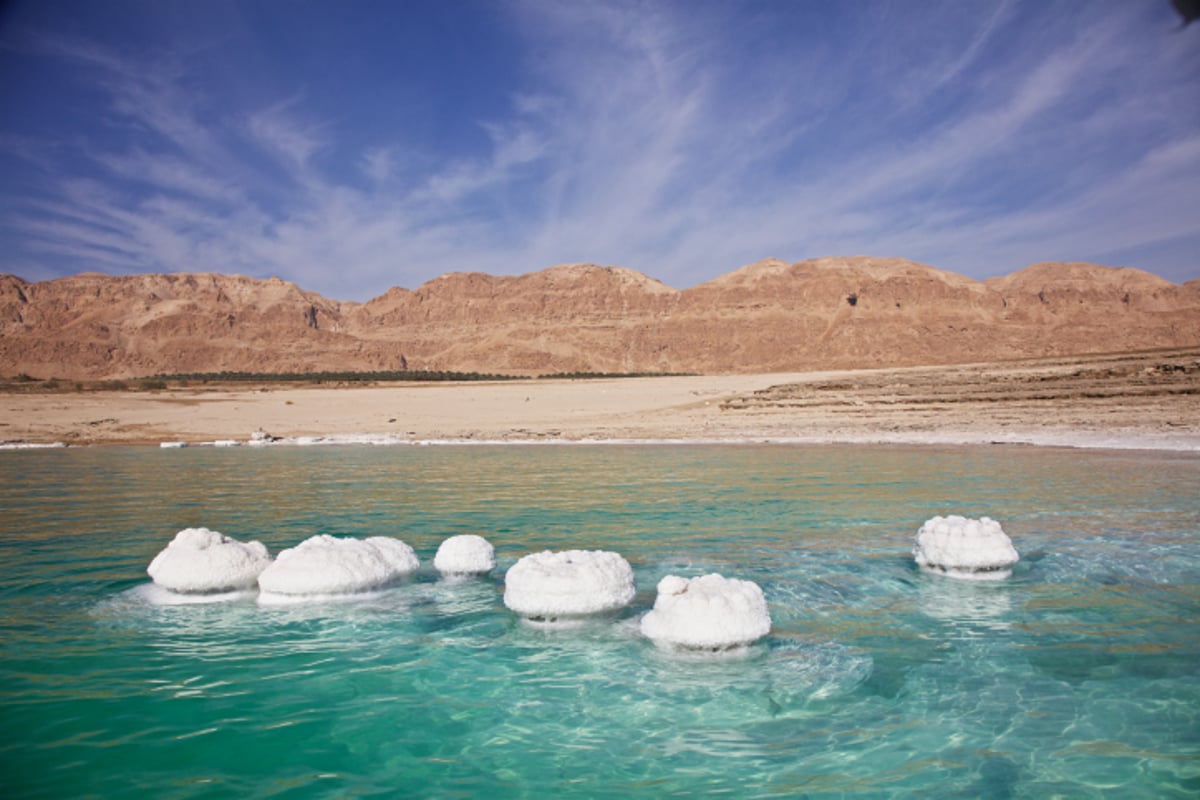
left=2, top=370, right=698, bottom=392
left=151, top=370, right=526, bottom=383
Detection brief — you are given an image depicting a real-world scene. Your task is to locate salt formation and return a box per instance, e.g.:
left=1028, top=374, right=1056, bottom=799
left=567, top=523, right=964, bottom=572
left=503, top=549, right=636, bottom=622
left=913, top=515, right=1019, bottom=580
left=433, top=534, right=495, bottom=576
left=640, top=574, right=771, bottom=651
left=257, top=535, right=419, bottom=598
left=147, top=527, right=271, bottom=593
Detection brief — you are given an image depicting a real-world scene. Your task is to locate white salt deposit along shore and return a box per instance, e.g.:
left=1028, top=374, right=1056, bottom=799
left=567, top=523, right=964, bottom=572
left=273, top=433, right=411, bottom=447
left=147, top=527, right=272, bottom=594
left=640, top=574, right=771, bottom=652
left=913, top=515, right=1020, bottom=580
left=433, top=534, right=495, bottom=576
left=257, top=534, right=419, bottom=601
left=504, top=549, right=636, bottom=623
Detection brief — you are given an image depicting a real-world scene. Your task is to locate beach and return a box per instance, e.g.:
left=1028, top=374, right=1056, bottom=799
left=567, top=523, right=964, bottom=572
left=3, top=348, right=1199, bottom=450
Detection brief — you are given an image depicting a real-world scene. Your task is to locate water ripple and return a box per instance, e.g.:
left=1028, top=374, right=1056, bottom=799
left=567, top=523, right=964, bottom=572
left=1, top=444, right=1197, bottom=797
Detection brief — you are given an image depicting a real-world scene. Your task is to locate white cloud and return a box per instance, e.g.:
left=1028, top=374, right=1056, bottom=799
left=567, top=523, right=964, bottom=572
left=421, top=121, right=548, bottom=203
left=360, top=147, right=395, bottom=183
left=245, top=99, right=328, bottom=170
left=94, top=150, right=238, bottom=203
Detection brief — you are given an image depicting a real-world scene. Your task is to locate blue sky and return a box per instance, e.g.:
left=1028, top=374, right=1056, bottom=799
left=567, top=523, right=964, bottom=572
left=1, top=0, right=1197, bottom=301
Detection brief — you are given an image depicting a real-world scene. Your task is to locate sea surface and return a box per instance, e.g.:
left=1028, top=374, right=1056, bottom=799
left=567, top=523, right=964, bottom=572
left=1, top=443, right=1198, bottom=798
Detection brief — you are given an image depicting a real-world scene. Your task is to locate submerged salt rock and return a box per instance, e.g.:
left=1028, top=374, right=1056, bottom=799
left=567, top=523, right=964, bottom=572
left=640, top=573, right=771, bottom=650
left=147, top=527, right=271, bottom=593
left=503, top=549, right=635, bottom=620
left=257, top=534, right=419, bottom=596
left=434, top=534, right=496, bottom=575
left=913, top=515, right=1019, bottom=580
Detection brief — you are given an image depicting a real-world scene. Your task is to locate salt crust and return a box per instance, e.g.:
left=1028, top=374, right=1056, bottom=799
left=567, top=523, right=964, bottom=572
left=257, top=534, right=419, bottom=597
left=640, top=573, right=771, bottom=650
left=913, top=515, right=1019, bottom=580
left=147, top=527, right=271, bottom=593
left=433, top=534, right=495, bottom=575
left=151, top=432, right=1200, bottom=451
left=504, top=549, right=636, bottom=619
left=135, top=583, right=257, bottom=605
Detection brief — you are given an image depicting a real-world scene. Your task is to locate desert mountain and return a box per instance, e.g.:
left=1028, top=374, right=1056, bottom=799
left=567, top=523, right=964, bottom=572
left=2, top=257, right=1198, bottom=380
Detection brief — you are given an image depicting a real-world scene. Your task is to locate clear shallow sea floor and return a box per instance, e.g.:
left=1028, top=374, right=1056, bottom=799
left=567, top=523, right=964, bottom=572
left=1, top=443, right=1198, bottom=798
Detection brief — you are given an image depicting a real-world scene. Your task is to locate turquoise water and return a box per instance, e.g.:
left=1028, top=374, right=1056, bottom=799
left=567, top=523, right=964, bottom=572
left=1, top=444, right=1198, bottom=798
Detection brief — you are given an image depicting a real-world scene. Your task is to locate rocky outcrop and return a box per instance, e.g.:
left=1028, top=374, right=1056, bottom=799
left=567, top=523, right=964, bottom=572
left=0, top=272, right=362, bottom=379
left=1, top=258, right=1197, bottom=379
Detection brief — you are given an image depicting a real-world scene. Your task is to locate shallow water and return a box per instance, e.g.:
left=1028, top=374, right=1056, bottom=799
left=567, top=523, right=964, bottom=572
left=1, top=444, right=1198, bottom=798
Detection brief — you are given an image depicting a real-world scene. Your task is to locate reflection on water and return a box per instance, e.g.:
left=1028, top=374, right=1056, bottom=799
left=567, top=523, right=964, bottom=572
left=1, top=444, right=1198, bottom=798
left=917, top=573, right=1015, bottom=634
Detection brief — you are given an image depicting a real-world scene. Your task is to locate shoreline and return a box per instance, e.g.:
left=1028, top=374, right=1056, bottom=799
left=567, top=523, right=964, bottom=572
left=4, top=349, right=1199, bottom=453
left=7, top=436, right=1199, bottom=454
left=7, top=432, right=1200, bottom=452
left=133, top=434, right=1200, bottom=452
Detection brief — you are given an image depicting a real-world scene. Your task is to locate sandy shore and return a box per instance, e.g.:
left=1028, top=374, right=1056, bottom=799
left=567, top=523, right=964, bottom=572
left=3, top=349, right=1199, bottom=451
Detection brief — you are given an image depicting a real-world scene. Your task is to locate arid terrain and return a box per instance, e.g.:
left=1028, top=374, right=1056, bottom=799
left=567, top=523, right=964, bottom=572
left=715, top=347, right=1200, bottom=448
left=3, top=348, right=1197, bottom=449
left=4, top=257, right=1197, bottom=449
left=3, top=257, right=1198, bottom=380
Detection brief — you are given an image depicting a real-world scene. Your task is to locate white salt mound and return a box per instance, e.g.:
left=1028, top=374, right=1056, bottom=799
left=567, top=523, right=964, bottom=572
left=503, top=549, right=636, bottom=620
left=257, top=534, right=419, bottom=596
left=433, top=534, right=496, bottom=575
left=913, top=515, right=1019, bottom=580
left=640, top=573, right=771, bottom=651
left=147, top=527, right=271, bottom=593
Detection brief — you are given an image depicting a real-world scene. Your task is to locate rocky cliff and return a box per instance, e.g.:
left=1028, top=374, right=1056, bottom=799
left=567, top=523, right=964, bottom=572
left=2, top=257, right=1197, bottom=379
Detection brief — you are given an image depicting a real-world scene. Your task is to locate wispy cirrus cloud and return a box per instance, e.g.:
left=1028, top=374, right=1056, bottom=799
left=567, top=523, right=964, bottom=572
left=0, top=0, right=1196, bottom=299
left=246, top=99, right=329, bottom=171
